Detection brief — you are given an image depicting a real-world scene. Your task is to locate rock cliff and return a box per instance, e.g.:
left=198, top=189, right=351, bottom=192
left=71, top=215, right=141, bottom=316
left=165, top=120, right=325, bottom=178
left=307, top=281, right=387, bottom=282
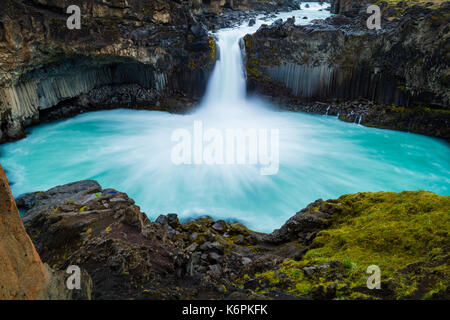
left=244, top=1, right=450, bottom=140
left=0, top=164, right=91, bottom=299
left=0, top=0, right=217, bottom=142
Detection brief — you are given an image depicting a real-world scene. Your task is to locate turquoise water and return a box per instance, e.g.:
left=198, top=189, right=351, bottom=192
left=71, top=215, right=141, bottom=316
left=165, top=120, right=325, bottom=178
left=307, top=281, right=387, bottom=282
left=1, top=3, right=449, bottom=232
left=1, top=108, right=449, bottom=232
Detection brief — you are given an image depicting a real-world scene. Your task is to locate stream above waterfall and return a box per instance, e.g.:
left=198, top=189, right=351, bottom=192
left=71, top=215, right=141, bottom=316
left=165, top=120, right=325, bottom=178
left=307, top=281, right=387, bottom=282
left=1, top=3, right=449, bottom=232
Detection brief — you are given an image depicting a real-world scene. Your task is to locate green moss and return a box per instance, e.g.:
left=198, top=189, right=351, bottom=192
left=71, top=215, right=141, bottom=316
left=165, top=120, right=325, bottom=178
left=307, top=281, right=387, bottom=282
left=187, top=59, right=196, bottom=70
left=241, top=191, right=450, bottom=299
left=375, top=0, right=445, bottom=18
left=208, top=37, right=216, bottom=61
left=392, top=105, right=406, bottom=112
left=79, top=206, right=87, bottom=213
left=423, top=107, right=450, bottom=114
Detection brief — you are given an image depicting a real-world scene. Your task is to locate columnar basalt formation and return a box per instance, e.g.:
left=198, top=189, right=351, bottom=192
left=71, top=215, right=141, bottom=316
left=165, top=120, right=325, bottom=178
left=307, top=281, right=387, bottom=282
left=0, top=0, right=217, bottom=142
left=244, top=2, right=450, bottom=139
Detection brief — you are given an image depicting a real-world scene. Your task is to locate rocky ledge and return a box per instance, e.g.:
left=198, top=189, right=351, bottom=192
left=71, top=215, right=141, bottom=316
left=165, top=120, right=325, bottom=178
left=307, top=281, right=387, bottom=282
left=17, top=180, right=450, bottom=300
left=244, top=1, right=450, bottom=140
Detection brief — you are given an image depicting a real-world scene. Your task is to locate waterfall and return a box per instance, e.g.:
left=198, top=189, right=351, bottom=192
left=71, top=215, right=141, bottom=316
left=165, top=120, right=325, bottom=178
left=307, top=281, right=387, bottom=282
left=200, top=30, right=247, bottom=110
left=197, top=3, right=333, bottom=118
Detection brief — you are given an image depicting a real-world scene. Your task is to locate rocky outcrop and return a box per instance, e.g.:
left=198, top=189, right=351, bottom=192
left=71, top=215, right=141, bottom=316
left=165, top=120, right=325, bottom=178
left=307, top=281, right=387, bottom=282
left=18, top=180, right=185, bottom=299
left=330, top=0, right=370, bottom=15
left=18, top=180, right=450, bottom=299
left=244, top=2, right=450, bottom=140
left=0, top=0, right=217, bottom=142
left=0, top=164, right=90, bottom=299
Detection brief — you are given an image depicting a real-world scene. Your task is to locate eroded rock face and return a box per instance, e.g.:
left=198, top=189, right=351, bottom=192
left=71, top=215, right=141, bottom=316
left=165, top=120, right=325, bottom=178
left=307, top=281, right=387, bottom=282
left=244, top=2, right=450, bottom=140
left=0, top=164, right=48, bottom=299
left=0, top=0, right=217, bottom=142
left=0, top=164, right=90, bottom=300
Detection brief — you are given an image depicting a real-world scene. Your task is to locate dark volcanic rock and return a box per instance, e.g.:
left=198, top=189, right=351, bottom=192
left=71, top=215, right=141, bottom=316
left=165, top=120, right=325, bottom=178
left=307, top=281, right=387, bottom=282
left=19, top=180, right=450, bottom=300
left=0, top=0, right=217, bottom=143
left=20, top=181, right=186, bottom=299
left=19, top=180, right=317, bottom=299
left=267, top=200, right=335, bottom=244
left=244, top=2, right=450, bottom=140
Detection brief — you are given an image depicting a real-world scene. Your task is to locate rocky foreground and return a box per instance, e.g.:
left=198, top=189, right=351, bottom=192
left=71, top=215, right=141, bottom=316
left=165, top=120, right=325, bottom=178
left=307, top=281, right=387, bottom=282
left=244, top=0, right=450, bottom=140
left=14, top=179, right=450, bottom=300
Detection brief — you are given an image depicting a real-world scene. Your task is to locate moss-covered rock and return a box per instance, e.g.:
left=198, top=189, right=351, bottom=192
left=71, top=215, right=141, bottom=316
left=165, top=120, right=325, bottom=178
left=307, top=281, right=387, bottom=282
left=242, top=191, right=450, bottom=299
left=19, top=180, right=449, bottom=299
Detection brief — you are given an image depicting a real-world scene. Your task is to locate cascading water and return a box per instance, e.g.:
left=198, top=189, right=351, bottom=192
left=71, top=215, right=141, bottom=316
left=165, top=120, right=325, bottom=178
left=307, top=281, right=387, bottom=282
left=1, top=4, right=449, bottom=232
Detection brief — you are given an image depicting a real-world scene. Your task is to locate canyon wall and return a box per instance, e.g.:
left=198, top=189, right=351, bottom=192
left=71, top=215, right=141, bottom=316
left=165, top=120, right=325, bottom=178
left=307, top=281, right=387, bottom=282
left=0, top=0, right=218, bottom=142
left=244, top=2, right=450, bottom=139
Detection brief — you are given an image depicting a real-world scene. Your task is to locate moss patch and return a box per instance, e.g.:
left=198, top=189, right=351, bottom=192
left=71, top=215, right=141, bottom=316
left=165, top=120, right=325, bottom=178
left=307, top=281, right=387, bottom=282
left=248, top=191, right=450, bottom=299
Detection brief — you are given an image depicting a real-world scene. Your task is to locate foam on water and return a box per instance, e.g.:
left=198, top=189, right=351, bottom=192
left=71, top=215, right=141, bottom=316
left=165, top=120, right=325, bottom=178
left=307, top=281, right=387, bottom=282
left=1, top=3, right=449, bottom=232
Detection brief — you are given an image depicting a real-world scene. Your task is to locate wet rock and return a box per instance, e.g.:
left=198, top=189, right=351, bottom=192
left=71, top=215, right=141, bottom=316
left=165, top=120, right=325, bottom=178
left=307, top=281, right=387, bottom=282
left=167, top=214, right=180, bottom=228
left=212, top=220, right=227, bottom=233
left=155, top=215, right=168, bottom=225
left=267, top=200, right=330, bottom=244
left=208, top=252, right=223, bottom=263
left=199, top=241, right=224, bottom=254
left=190, top=23, right=207, bottom=38
left=248, top=19, right=256, bottom=27
left=273, top=18, right=283, bottom=27
left=244, top=279, right=259, bottom=290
